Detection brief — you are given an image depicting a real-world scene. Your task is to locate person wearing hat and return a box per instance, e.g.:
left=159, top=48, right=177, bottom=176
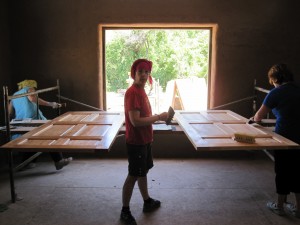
left=120, top=59, right=169, bottom=225
left=9, top=79, right=72, bottom=171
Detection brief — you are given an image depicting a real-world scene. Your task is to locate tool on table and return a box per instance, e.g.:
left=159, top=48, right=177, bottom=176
left=233, top=132, right=256, bottom=144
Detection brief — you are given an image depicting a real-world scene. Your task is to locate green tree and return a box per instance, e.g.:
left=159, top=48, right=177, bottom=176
left=105, top=29, right=209, bottom=92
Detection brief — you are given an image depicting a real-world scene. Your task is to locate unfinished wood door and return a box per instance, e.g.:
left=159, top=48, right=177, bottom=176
left=1, top=111, right=125, bottom=152
left=175, top=110, right=299, bottom=151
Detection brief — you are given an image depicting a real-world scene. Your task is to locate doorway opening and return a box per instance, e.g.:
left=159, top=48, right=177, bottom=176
left=99, top=24, right=217, bottom=112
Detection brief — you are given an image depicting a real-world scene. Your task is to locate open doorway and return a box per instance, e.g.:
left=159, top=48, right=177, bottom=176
left=99, top=24, right=217, bottom=112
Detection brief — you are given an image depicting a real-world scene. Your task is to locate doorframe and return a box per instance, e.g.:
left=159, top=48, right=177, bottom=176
left=98, top=23, right=218, bottom=110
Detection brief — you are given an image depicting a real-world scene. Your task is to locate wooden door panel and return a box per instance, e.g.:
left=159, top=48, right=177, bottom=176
left=176, top=110, right=300, bottom=151
left=62, top=124, right=87, bottom=136
left=14, top=138, right=102, bottom=149
left=33, top=125, right=74, bottom=137
left=83, top=114, right=119, bottom=124
left=71, top=125, right=110, bottom=137
left=56, top=112, right=119, bottom=124
left=58, top=114, right=89, bottom=122
left=190, top=124, right=228, bottom=137
left=223, top=124, right=271, bottom=137
left=1, top=111, right=124, bottom=152
left=180, top=110, right=248, bottom=123
left=179, top=112, right=209, bottom=123
left=201, top=111, right=246, bottom=122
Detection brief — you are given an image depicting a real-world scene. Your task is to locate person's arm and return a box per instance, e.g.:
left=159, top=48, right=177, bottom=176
left=27, top=88, right=59, bottom=108
left=33, top=97, right=60, bottom=108
left=129, top=110, right=168, bottom=127
left=253, top=104, right=271, bottom=122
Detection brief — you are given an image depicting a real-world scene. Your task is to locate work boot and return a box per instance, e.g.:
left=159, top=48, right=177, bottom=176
left=55, top=157, right=73, bottom=170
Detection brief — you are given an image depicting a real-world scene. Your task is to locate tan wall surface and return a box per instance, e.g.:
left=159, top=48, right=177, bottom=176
left=0, top=0, right=11, bottom=128
left=3, top=0, right=300, bottom=118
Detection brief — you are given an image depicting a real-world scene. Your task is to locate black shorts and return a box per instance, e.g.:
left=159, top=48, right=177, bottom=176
left=126, top=143, right=154, bottom=177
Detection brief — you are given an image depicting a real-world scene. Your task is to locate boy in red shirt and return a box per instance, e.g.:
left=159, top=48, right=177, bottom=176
left=121, top=59, right=169, bottom=225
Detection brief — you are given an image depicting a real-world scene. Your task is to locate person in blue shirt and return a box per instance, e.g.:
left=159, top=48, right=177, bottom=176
left=9, top=80, right=72, bottom=170
left=252, top=64, right=300, bottom=218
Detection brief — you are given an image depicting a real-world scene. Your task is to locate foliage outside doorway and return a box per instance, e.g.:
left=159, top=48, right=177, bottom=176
left=105, top=29, right=210, bottom=113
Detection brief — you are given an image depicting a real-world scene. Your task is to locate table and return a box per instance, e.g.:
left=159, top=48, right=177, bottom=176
left=1, top=110, right=299, bottom=203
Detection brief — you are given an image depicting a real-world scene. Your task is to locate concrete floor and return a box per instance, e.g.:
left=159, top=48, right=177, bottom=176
left=0, top=152, right=299, bottom=225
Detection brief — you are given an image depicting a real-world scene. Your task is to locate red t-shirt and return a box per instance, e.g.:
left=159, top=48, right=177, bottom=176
left=124, top=84, right=153, bottom=145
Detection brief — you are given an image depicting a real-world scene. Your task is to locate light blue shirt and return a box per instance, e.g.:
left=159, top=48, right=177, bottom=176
left=11, top=87, right=46, bottom=120
left=11, top=87, right=47, bottom=140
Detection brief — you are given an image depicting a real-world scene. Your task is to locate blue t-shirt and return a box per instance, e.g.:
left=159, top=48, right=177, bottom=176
left=263, top=82, right=300, bottom=143
left=11, top=87, right=46, bottom=140
left=11, top=87, right=46, bottom=120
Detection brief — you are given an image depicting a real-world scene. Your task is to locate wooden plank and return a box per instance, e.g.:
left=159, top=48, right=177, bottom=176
left=178, top=110, right=248, bottom=123
left=26, top=136, right=103, bottom=140
left=200, top=110, right=248, bottom=123
left=53, top=121, right=113, bottom=125
left=10, top=119, right=50, bottom=126
left=175, top=110, right=300, bottom=151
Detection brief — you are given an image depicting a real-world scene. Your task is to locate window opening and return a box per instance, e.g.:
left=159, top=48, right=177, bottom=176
left=101, top=27, right=214, bottom=113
